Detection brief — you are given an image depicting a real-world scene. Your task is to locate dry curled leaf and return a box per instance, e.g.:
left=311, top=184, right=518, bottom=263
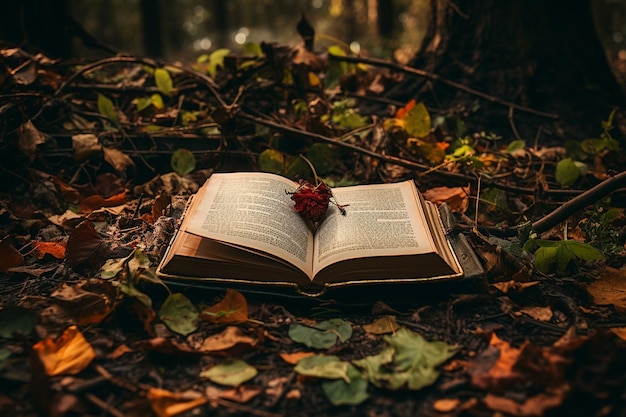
left=32, top=325, right=96, bottom=376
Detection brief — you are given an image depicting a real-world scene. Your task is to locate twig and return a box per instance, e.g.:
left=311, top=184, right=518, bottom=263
left=83, top=393, right=126, bottom=417
left=508, top=107, right=522, bottom=140
left=531, top=170, right=626, bottom=234
left=238, top=111, right=585, bottom=197
left=329, top=54, right=560, bottom=119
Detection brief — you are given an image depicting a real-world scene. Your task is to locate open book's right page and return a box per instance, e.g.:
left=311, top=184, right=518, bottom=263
left=313, top=181, right=437, bottom=274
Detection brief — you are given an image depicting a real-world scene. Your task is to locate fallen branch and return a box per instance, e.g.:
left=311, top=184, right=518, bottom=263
left=329, top=54, right=560, bottom=120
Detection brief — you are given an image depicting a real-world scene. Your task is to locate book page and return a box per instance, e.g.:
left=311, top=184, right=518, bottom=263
left=185, top=173, right=314, bottom=276
left=313, top=181, right=437, bottom=274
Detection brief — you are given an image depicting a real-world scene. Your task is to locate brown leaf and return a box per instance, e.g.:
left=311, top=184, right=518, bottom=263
left=32, top=241, right=66, bottom=259
left=200, top=289, right=248, bottom=324
left=516, top=306, right=553, bottom=322
left=0, top=239, right=24, bottom=271
left=103, top=147, right=135, bottom=174
left=586, top=267, right=626, bottom=313
left=49, top=280, right=114, bottom=325
left=72, top=133, right=101, bottom=161
left=32, top=325, right=96, bottom=376
left=207, top=385, right=263, bottom=404
left=483, top=386, right=568, bottom=417
left=64, top=220, right=103, bottom=268
left=470, top=333, right=524, bottom=392
left=18, top=120, right=49, bottom=160
left=423, top=185, right=470, bottom=213
left=147, top=388, right=208, bottom=417
left=609, top=327, right=626, bottom=341
left=52, top=177, right=80, bottom=204
left=199, top=326, right=257, bottom=353
left=362, top=315, right=400, bottom=335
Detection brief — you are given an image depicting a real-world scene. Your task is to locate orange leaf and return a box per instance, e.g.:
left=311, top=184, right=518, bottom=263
left=279, top=351, right=315, bottom=365
left=423, top=185, right=470, bottom=213
left=32, top=325, right=95, bottom=376
left=200, top=289, right=248, bottom=324
left=147, top=388, right=208, bottom=417
left=52, top=177, right=80, bottom=204
left=79, top=190, right=127, bottom=213
left=32, top=241, right=66, bottom=259
left=395, top=99, right=416, bottom=119
left=0, top=239, right=23, bottom=271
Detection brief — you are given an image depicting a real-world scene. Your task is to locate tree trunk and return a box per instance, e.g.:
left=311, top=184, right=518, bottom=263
left=404, top=0, right=625, bottom=139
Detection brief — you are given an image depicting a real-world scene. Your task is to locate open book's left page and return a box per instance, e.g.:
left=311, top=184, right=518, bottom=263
left=185, top=172, right=315, bottom=276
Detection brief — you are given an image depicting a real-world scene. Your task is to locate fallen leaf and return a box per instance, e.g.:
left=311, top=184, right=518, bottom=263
left=294, top=355, right=350, bottom=382
left=517, top=306, right=553, bottom=322
left=209, top=385, right=262, bottom=403
left=79, top=190, right=128, bottom=213
left=433, top=398, right=461, bottom=412
left=199, top=326, right=257, bottom=352
left=147, top=388, right=208, bottom=417
left=159, top=293, right=199, bottom=336
left=200, top=289, right=248, bottom=324
left=491, top=280, right=539, bottom=294
left=103, top=147, right=135, bottom=174
left=64, top=220, right=103, bottom=268
left=32, top=241, right=66, bottom=259
left=18, top=120, right=49, bottom=160
left=279, top=351, right=315, bottom=365
left=0, top=239, right=23, bottom=271
left=52, top=178, right=80, bottom=204
left=609, top=327, right=626, bottom=341
left=483, top=386, right=568, bottom=417
left=362, top=315, right=400, bottom=335
left=49, top=280, right=114, bottom=325
left=135, top=337, right=196, bottom=355
left=200, top=359, right=258, bottom=387
left=423, top=186, right=470, bottom=213
left=470, top=333, right=524, bottom=392
left=586, top=267, right=626, bottom=313
left=288, top=318, right=352, bottom=349
left=72, top=133, right=102, bottom=161
left=107, top=344, right=133, bottom=359
left=321, top=364, right=369, bottom=406
left=32, top=325, right=96, bottom=376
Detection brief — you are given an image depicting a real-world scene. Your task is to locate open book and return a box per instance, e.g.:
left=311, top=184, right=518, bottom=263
left=157, top=172, right=482, bottom=295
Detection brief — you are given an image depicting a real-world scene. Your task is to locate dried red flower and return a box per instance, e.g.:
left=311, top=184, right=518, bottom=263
left=290, top=180, right=332, bottom=223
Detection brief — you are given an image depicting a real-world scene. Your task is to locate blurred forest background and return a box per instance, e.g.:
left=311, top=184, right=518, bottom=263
left=2, top=0, right=626, bottom=82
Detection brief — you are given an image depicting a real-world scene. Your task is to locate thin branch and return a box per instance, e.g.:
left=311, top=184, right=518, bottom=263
left=329, top=54, right=560, bottom=119
left=508, top=107, right=522, bottom=140
left=238, top=111, right=585, bottom=198
left=531, top=170, right=626, bottom=234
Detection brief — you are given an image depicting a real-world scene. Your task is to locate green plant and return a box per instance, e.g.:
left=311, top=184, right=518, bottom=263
left=523, top=238, right=605, bottom=274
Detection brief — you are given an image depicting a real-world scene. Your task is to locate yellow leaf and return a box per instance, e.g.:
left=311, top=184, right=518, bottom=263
left=33, top=325, right=95, bottom=376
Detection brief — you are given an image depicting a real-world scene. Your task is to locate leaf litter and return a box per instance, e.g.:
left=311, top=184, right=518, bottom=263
left=0, top=16, right=626, bottom=417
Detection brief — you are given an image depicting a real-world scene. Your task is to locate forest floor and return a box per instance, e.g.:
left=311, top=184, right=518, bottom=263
left=2, top=34, right=626, bottom=417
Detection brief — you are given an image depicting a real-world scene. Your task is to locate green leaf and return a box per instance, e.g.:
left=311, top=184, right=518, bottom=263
left=171, top=148, right=196, bottom=176
left=321, top=364, right=369, bottom=405
left=306, top=143, right=339, bottom=176
left=506, top=140, right=526, bottom=153
left=208, top=48, right=231, bottom=76
left=97, top=93, right=118, bottom=123
left=555, top=158, right=580, bottom=187
left=201, top=359, right=257, bottom=386
left=354, top=329, right=456, bottom=391
left=154, top=68, right=174, bottom=95
left=100, top=257, right=126, bottom=279
left=288, top=319, right=352, bottom=349
left=258, top=149, right=285, bottom=174
left=159, top=293, right=199, bottom=336
left=404, top=102, right=431, bottom=138
left=0, top=306, right=36, bottom=338
left=135, top=97, right=152, bottom=112
left=242, top=42, right=263, bottom=56
left=294, top=355, right=350, bottom=382
left=119, top=282, right=153, bottom=309
left=534, top=245, right=558, bottom=273
left=561, top=240, right=605, bottom=262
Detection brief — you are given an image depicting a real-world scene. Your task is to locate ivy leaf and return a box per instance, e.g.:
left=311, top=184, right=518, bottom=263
left=171, top=148, right=196, bottom=176
left=288, top=318, right=352, bottom=349
left=404, top=102, right=431, bottom=138
left=97, top=93, right=118, bottom=123
left=555, top=158, right=580, bottom=187
left=321, top=364, right=369, bottom=406
left=258, top=149, right=285, bottom=174
left=294, top=354, right=350, bottom=382
left=154, top=68, right=173, bottom=95
left=159, top=293, right=199, bottom=336
left=201, top=359, right=257, bottom=387
left=354, top=329, right=456, bottom=390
